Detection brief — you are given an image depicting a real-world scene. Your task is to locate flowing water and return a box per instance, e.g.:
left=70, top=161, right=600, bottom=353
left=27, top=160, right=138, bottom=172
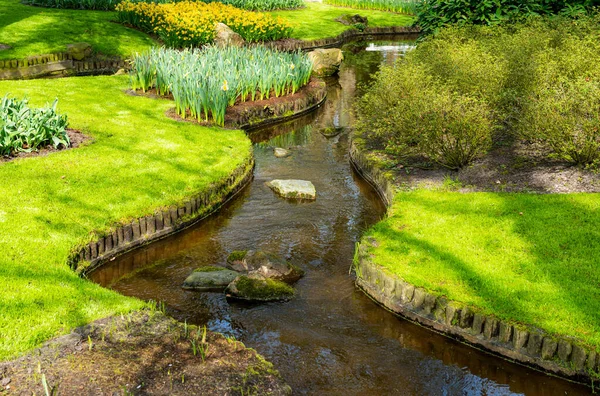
left=90, top=38, right=591, bottom=395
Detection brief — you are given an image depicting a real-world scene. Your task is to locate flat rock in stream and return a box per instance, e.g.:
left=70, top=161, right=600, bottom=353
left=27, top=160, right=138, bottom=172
left=182, top=267, right=239, bottom=291
left=266, top=179, right=316, bottom=200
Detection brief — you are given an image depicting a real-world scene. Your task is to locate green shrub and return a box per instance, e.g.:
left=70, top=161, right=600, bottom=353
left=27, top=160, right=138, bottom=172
left=0, top=95, right=70, bottom=156
left=355, top=64, right=493, bottom=169
left=522, top=78, right=600, bottom=166
left=415, top=0, right=599, bottom=36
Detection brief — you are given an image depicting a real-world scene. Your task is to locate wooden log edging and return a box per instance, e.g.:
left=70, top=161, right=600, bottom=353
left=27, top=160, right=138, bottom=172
left=239, top=79, right=328, bottom=132
left=0, top=52, right=127, bottom=80
left=69, top=154, right=254, bottom=276
left=348, top=140, right=599, bottom=386
left=263, top=26, right=421, bottom=52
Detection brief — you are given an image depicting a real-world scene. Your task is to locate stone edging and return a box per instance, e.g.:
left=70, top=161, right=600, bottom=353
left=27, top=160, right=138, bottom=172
left=266, top=26, right=420, bottom=52
left=348, top=140, right=599, bottom=386
left=0, top=52, right=126, bottom=80
left=69, top=154, right=254, bottom=275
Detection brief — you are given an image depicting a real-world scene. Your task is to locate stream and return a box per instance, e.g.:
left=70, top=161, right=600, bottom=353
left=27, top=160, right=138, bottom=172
left=90, top=38, right=591, bottom=395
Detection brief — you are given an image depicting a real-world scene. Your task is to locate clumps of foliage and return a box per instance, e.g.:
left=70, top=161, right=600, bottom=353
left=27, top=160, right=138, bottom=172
left=356, top=16, right=600, bottom=169
left=355, top=60, right=494, bottom=170
left=116, top=1, right=293, bottom=47
left=324, top=0, right=419, bottom=14
left=415, top=0, right=598, bottom=36
left=130, top=46, right=312, bottom=126
left=0, top=95, right=70, bottom=156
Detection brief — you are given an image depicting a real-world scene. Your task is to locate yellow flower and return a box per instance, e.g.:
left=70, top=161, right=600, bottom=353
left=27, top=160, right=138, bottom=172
left=222, top=80, right=229, bottom=91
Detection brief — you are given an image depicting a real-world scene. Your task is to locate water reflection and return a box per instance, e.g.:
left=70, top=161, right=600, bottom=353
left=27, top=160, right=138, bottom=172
left=90, top=38, right=590, bottom=395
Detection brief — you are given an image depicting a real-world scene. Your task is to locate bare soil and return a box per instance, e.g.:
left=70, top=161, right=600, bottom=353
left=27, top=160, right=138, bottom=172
left=0, top=311, right=290, bottom=395
left=0, top=129, right=90, bottom=164
left=375, top=139, right=600, bottom=194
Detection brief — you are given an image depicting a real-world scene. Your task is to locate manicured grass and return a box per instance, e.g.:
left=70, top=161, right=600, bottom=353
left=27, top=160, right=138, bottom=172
left=364, top=190, right=600, bottom=348
left=0, top=0, right=155, bottom=60
left=0, top=0, right=413, bottom=60
left=269, top=2, right=415, bottom=41
left=0, top=75, right=251, bottom=360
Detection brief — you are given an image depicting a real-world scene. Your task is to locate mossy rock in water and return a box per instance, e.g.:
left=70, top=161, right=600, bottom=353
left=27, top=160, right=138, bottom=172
left=182, top=268, right=239, bottom=291
left=319, top=127, right=346, bottom=138
left=226, top=250, right=248, bottom=272
left=226, top=275, right=295, bottom=302
left=194, top=265, right=228, bottom=272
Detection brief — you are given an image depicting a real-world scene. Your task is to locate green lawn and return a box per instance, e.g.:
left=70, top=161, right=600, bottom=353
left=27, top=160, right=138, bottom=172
left=270, top=2, right=415, bottom=41
left=0, top=75, right=251, bottom=360
left=0, top=0, right=155, bottom=60
left=0, top=0, right=413, bottom=60
left=364, top=190, right=600, bottom=348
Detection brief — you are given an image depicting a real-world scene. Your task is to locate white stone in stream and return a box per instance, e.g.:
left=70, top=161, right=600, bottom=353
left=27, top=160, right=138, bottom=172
left=274, top=148, right=291, bottom=158
left=267, top=180, right=316, bottom=200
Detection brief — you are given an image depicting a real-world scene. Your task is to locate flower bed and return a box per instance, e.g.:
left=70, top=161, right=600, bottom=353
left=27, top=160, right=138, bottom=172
left=130, top=46, right=312, bottom=126
left=116, top=1, right=293, bottom=47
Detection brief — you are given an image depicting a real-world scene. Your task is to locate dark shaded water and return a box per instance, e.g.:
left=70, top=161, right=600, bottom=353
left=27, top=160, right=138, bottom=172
left=90, top=39, right=591, bottom=395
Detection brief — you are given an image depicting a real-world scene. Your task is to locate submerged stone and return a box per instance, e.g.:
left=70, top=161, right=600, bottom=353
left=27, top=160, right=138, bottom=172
left=182, top=268, right=239, bottom=291
left=274, top=147, right=291, bottom=158
left=319, top=127, right=345, bottom=138
left=226, top=274, right=295, bottom=302
left=267, top=179, right=316, bottom=200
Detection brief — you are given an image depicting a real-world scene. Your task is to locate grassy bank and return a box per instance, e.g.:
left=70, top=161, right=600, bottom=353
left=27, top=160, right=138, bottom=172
left=363, top=190, right=600, bottom=348
left=270, top=2, right=414, bottom=40
left=0, top=0, right=155, bottom=60
left=0, top=75, right=251, bottom=360
left=0, top=0, right=414, bottom=60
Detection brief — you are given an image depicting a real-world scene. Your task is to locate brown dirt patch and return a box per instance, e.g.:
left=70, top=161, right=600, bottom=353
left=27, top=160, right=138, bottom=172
left=0, top=129, right=91, bottom=164
left=371, top=139, right=600, bottom=194
left=0, top=44, right=10, bottom=51
left=0, top=311, right=290, bottom=395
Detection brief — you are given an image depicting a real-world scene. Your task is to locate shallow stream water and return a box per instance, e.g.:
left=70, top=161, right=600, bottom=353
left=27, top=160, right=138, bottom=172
left=90, top=38, right=591, bottom=395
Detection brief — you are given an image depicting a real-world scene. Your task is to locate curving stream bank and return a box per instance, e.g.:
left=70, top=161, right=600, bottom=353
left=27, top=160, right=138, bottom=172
left=90, top=38, right=590, bottom=395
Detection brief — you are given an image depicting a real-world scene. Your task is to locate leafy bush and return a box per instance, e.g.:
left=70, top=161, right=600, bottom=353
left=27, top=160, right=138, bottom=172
left=357, top=15, right=600, bottom=168
left=324, top=0, right=419, bottom=14
left=522, top=78, right=600, bottom=166
left=0, top=96, right=70, bottom=156
left=355, top=64, right=493, bottom=169
left=116, top=1, right=293, bottom=47
left=415, top=0, right=599, bottom=36
left=130, top=46, right=312, bottom=126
